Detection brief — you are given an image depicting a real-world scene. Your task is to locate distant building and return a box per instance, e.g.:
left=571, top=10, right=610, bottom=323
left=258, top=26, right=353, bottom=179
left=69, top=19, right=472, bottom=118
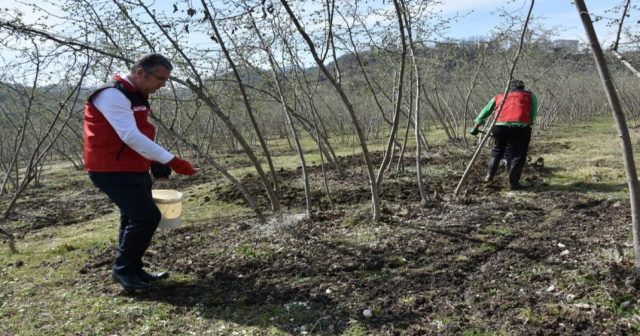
left=537, top=39, right=581, bottom=52
left=552, top=39, right=580, bottom=51
left=455, top=36, right=489, bottom=50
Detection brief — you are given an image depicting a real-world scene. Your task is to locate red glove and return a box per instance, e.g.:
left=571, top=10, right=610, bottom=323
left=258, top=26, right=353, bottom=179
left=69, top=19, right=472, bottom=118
left=167, top=157, right=196, bottom=176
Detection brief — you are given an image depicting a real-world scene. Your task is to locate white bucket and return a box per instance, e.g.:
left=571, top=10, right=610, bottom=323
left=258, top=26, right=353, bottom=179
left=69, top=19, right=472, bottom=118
left=152, top=189, right=183, bottom=229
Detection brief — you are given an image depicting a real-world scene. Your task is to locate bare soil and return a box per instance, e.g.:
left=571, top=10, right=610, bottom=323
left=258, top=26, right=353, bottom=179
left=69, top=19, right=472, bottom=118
left=5, top=142, right=639, bottom=335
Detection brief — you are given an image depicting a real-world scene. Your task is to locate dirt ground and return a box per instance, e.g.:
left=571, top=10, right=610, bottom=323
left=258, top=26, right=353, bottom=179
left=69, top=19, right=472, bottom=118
left=5, top=142, right=640, bottom=335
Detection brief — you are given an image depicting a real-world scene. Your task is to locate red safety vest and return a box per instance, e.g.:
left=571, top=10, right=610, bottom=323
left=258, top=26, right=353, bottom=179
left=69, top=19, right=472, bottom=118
left=494, top=91, right=532, bottom=124
left=83, top=75, right=155, bottom=172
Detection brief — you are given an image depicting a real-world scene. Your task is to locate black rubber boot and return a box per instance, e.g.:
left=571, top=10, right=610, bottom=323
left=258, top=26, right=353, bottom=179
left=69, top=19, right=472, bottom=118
left=111, top=272, right=150, bottom=291
left=509, top=166, right=529, bottom=190
left=485, top=157, right=500, bottom=183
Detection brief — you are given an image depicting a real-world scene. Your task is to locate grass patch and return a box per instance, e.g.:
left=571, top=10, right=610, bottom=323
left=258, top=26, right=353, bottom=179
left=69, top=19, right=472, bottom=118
left=535, top=115, right=637, bottom=196
left=3, top=115, right=640, bottom=334
left=481, top=225, right=513, bottom=236
left=478, top=241, right=499, bottom=253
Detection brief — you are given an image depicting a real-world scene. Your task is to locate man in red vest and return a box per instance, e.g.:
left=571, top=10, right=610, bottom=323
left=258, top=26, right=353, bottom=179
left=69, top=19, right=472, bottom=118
left=470, top=79, right=538, bottom=190
left=84, top=54, right=196, bottom=291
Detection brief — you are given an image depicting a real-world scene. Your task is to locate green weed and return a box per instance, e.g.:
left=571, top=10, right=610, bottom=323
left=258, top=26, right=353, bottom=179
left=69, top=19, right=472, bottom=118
left=478, top=241, right=499, bottom=253
left=481, top=226, right=513, bottom=235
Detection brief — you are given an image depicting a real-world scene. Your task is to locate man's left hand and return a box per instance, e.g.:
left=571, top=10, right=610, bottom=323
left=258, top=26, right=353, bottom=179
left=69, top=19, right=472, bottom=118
left=151, top=162, right=172, bottom=180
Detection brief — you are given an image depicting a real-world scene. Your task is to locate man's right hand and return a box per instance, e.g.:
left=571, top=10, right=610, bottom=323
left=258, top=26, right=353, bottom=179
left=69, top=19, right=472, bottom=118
left=470, top=127, right=480, bottom=136
left=167, top=157, right=197, bottom=176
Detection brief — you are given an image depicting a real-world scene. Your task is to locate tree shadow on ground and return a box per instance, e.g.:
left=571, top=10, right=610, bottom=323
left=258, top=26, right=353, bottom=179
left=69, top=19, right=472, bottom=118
left=538, top=181, right=628, bottom=194
left=133, top=275, right=345, bottom=335
left=123, top=233, right=429, bottom=335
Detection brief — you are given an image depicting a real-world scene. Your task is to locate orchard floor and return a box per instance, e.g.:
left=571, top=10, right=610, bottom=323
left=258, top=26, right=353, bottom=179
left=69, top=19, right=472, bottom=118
left=4, top=142, right=640, bottom=335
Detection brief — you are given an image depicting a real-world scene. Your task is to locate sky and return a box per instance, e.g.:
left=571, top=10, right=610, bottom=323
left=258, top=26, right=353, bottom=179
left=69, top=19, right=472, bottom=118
left=1, top=0, right=630, bottom=44
left=0, top=0, right=632, bottom=77
left=438, top=0, right=627, bottom=44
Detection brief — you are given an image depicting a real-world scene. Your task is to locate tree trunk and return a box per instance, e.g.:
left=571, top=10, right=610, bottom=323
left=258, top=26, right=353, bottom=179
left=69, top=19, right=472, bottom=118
left=280, top=0, right=381, bottom=221
left=376, top=28, right=406, bottom=187
left=574, top=0, right=640, bottom=272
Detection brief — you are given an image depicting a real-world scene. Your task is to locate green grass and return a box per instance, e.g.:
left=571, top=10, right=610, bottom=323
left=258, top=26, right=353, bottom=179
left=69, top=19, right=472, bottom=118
left=481, top=226, right=513, bottom=236
left=535, top=116, right=637, bottom=196
left=478, top=241, right=499, bottom=253
left=3, top=114, right=640, bottom=334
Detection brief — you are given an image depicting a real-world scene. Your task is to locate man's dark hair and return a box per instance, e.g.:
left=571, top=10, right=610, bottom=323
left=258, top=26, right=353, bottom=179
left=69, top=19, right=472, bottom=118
left=129, top=53, right=173, bottom=74
left=510, top=79, right=525, bottom=89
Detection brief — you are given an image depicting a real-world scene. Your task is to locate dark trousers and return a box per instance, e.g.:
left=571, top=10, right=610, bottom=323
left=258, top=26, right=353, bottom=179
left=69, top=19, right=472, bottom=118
left=89, top=172, right=161, bottom=276
left=490, top=125, right=532, bottom=168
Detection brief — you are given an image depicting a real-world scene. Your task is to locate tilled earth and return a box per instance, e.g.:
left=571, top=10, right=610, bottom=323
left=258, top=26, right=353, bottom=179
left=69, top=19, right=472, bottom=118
left=5, top=143, right=640, bottom=335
